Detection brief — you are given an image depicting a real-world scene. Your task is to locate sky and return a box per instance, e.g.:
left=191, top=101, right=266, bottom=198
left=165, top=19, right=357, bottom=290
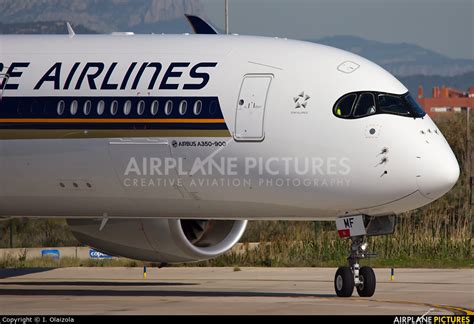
left=201, top=0, right=474, bottom=60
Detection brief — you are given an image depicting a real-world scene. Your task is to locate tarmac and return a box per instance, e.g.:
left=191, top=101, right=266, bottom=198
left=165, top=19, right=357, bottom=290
left=0, top=267, right=472, bottom=315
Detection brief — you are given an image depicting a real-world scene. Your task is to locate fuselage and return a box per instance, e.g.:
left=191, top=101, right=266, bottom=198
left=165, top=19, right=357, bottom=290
left=0, top=34, right=459, bottom=220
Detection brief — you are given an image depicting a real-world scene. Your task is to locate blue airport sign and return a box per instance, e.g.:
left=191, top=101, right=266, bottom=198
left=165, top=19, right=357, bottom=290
left=89, top=249, right=113, bottom=259
left=41, top=249, right=60, bottom=259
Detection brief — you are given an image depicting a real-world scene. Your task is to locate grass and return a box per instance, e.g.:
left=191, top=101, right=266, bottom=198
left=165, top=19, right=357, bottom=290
left=194, top=234, right=472, bottom=269
left=0, top=254, right=141, bottom=268
left=0, top=252, right=470, bottom=269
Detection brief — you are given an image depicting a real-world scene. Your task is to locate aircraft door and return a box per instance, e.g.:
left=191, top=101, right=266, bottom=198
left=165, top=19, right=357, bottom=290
left=234, top=74, right=272, bottom=141
left=0, top=74, right=9, bottom=101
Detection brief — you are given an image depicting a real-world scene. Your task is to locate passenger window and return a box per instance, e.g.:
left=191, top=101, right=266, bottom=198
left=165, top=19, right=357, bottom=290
left=111, top=100, right=118, bottom=115
left=378, top=94, right=410, bottom=116
left=83, top=100, right=92, bottom=115
left=30, top=100, right=44, bottom=115
left=57, top=100, right=65, bottom=115
left=334, top=94, right=356, bottom=117
left=209, top=100, right=217, bottom=115
left=137, top=100, right=145, bottom=115
left=353, top=93, right=376, bottom=117
left=164, top=100, right=173, bottom=116
left=70, top=100, right=78, bottom=115
left=123, top=100, right=132, bottom=115
left=193, top=100, right=202, bottom=115
left=97, top=100, right=105, bottom=115
left=179, top=100, right=187, bottom=115
left=151, top=100, right=159, bottom=115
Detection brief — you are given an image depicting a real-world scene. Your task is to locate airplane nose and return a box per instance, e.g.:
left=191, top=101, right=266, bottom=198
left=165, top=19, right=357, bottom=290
left=416, top=144, right=460, bottom=200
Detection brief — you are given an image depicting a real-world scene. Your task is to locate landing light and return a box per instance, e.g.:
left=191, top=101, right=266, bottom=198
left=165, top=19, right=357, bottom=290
left=361, top=243, right=368, bottom=251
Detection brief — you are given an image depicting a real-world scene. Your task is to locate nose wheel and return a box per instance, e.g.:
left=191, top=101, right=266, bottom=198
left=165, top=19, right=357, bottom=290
left=334, top=266, right=354, bottom=297
left=334, top=237, right=376, bottom=297
left=356, top=266, right=376, bottom=297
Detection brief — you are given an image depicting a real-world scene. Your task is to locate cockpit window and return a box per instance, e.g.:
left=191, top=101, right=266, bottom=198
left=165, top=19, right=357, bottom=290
left=353, top=93, right=376, bottom=117
left=335, top=94, right=356, bottom=117
left=378, top=94, right=410, bottom=116
left=404, top=94, right=426, bottom=117
left=333, top=91, right=426, bottom=119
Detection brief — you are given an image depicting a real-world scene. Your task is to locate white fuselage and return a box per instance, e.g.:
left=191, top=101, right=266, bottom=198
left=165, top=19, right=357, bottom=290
left=0, top=34, right=459, bottom=220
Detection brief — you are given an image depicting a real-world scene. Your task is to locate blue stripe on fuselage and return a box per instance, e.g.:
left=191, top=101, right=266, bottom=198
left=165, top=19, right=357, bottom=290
left=0, top=96, right=227, bottom=130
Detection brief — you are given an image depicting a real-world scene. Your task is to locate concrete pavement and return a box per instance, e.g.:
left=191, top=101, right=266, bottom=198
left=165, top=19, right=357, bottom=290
left=0, top=267, right=472, bottom=315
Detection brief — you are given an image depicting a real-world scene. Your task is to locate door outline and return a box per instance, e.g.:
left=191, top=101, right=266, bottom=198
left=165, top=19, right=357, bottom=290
left=234, top=73, right=273, bottom=142
left=0, top=74, right=9, bottom=101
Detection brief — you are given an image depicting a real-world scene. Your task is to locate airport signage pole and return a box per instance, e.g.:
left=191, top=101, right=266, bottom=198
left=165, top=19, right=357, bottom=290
left=9, top=221, right=13, bottom=248
left=468, top=107, right=472, bottom=206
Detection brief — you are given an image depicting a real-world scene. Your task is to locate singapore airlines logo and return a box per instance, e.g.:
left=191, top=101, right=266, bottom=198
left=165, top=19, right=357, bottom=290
left=292, top=91, right=310, bottom=114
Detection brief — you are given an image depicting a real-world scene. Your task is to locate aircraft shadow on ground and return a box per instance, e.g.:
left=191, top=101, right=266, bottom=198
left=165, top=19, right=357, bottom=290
left=0, top=268, right=55, bottom=278
left=0, top=287, right=335, bottom=298
left=0, top=281, right=196, bottom=287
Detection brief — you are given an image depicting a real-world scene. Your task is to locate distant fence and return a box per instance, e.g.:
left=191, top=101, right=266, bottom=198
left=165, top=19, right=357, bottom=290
left=0, top=243, right=260, bottom=261
left=0, top=247, right=112, bottom=260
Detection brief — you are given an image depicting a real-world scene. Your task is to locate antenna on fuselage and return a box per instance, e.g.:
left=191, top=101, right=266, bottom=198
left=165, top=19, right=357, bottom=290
left=66, top=22, right=75, bottom=38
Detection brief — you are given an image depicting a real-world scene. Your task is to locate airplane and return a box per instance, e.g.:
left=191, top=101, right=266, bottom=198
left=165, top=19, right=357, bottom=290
left=0, top=15, right=459, bottom=297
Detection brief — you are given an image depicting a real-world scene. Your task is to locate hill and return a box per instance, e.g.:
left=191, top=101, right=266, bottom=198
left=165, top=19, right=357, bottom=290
left=314, top=35, right=474, bottom=77
left=0, top=21, right=96, bottom=34
left=0, top=0, right=202, bottom=33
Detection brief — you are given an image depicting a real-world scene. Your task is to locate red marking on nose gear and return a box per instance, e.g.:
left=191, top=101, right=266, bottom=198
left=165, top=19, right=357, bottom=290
left=338, top=229, right=350, bottom=238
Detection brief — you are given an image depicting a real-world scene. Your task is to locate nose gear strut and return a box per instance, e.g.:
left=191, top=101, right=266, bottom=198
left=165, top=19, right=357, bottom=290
left=335, top=236, right=377, bottom=297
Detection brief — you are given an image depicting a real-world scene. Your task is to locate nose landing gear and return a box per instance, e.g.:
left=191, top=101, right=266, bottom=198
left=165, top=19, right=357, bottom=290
left=334, top=237, right=376, bottom=297
left=334, top=214, right=396, bottom=297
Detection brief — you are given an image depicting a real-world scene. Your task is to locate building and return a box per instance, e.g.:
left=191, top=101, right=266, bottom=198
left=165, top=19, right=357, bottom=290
left=417, top=85, right=474, bottom=117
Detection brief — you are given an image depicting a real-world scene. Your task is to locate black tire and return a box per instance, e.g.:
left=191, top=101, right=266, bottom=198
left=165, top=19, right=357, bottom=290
left=334, top=266, right=354, bottom=297
left=356, top=266, right=376, bottom=297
